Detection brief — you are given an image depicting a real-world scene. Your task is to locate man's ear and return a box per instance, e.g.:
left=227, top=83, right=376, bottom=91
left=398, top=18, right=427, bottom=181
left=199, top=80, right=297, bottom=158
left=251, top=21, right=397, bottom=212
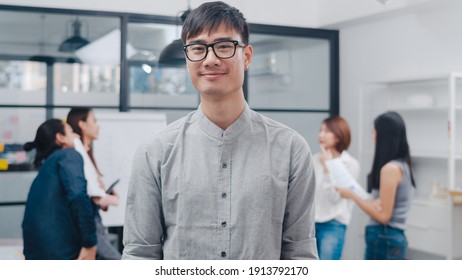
left=244, top=44, right=253, bottom=70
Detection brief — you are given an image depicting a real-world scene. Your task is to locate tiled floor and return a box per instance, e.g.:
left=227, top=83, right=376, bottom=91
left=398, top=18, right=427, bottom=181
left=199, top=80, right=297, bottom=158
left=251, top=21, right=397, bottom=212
left=0, top=239, right=24, bottom=260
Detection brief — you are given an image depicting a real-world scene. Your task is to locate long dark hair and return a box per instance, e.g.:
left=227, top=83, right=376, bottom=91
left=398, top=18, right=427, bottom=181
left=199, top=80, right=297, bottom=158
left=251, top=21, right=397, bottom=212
left=66, top=107, right=91, bottom=138
left=368, top=111, right=415, bottom=191
left=66, top=107, right=100, bottom=173
left=23, top=119, right=66, bottom=167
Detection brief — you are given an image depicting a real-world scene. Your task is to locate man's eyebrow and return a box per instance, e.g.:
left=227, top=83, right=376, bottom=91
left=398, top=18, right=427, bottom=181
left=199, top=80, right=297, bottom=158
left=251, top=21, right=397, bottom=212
left=187, top=39, right=206, bottom=44
left=187, top=37, right=234, bottom=44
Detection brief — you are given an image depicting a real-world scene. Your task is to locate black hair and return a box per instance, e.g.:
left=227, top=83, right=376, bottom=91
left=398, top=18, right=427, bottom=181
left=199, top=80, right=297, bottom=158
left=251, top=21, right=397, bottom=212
left=368, top=111, right=416, bottom=191
left=23, top=119, right=65, bottom=167
left=66, top=107, right=91, bottom=138
left=181, top=1, right=249, bottom=45
left=66, top=107, right=100, bottom=174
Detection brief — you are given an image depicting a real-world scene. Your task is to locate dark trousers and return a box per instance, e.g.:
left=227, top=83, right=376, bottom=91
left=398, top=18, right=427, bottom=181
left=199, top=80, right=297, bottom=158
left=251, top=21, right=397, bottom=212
left=95, top=213, right=122, bottom=260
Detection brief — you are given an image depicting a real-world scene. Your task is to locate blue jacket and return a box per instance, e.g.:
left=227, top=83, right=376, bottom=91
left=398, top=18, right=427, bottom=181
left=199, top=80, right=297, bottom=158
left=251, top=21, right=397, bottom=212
left=22, top=148, right=97, bottom=260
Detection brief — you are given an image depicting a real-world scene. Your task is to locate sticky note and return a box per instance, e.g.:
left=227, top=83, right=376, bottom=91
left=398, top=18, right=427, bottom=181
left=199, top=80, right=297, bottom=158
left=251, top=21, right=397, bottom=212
left=0, top=159, right=8, bottom=170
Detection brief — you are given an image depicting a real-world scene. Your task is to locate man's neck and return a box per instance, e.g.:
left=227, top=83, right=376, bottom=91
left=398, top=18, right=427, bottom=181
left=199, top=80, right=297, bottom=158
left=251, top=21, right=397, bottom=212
left=200, top=93, right=246, bottom=130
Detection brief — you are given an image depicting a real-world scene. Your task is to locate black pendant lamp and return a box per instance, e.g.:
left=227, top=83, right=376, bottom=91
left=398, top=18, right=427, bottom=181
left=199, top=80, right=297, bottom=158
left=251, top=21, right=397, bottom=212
left=158, top=8, right=191, bottom=67
left=58, top=18, right=90, bottom=53
left=158, top=39, right=186, bottom=67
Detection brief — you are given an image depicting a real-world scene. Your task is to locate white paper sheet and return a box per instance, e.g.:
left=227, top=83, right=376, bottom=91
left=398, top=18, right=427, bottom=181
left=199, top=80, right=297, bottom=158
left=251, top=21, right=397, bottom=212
left=325, top=158, right=371, bottom=200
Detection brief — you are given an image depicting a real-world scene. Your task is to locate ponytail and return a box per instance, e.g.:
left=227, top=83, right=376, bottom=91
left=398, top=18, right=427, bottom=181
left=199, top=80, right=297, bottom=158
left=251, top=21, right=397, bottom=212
left=23, top=141, right=37, bottom=152
left=27, top=119, right=65, bottom=167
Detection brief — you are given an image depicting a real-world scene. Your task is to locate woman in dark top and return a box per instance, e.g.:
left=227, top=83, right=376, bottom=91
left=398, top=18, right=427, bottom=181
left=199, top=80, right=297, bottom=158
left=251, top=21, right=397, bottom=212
left=22, top=119, right=97, bottom=260
left=336, top=112, right=416, bottom=259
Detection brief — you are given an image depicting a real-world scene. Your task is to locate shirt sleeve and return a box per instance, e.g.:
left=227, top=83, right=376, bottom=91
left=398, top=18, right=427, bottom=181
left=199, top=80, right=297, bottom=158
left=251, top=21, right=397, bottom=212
left=281, top=134, right=319, bottom=260
left=58, top=149, right=97, bottom=248
left=122, top=138, right=164, bottom=260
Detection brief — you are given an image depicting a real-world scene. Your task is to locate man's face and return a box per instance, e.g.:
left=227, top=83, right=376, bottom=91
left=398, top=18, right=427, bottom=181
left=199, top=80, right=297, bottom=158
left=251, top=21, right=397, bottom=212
left=185, top=23, right=252, bottom=98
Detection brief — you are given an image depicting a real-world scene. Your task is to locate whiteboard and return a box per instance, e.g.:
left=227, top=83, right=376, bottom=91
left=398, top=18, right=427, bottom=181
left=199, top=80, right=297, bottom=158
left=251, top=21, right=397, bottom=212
left=93, top=112, right=167, bottom=226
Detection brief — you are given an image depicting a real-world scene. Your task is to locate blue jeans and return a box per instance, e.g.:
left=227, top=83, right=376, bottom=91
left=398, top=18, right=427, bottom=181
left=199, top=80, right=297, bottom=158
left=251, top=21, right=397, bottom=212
left=365, top=225, right=407, bottom=260
left=315, top=220, right=347, bottom=260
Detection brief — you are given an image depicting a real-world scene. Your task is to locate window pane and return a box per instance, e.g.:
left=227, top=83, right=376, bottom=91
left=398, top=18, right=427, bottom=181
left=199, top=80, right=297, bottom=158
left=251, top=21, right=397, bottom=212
left=127, top=22, right=197, bottom=108
left=248, top=35, right=330, bottom=110
left=53, top=63, right=120, bottom=106
left=0, top=61, right=46, bottom=105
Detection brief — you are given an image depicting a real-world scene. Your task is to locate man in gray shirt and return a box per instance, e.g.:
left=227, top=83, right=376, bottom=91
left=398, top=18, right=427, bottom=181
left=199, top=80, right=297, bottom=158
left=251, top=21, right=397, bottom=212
left=122, top=1, right=318, bottom=260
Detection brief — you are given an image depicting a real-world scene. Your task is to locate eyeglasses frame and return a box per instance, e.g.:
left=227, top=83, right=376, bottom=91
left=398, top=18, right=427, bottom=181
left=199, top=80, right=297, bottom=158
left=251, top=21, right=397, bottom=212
left=182, top=40, right=247, bottom=62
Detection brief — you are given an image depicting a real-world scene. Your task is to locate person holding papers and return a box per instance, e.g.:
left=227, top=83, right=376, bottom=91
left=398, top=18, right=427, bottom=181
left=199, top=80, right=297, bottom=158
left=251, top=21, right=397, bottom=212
left=336, top=111, right=415, bottom=260
left=67, top=107, right=121, bottom=260
left=314, top=116, right=360, bottom=260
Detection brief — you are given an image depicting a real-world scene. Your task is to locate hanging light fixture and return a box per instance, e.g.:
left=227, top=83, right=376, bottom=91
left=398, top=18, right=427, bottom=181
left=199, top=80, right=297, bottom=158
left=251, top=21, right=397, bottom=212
left=29, top=14, right=55, bottom=64
left=58, top=17, right=90, bottom=52
left=158, top=1, right=191, bottom=67
left=158, top=39, right=185, bottom=67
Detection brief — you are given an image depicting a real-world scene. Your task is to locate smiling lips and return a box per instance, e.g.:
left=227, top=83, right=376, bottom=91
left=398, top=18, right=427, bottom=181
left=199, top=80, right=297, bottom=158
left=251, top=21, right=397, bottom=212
left=201, top=71, right=226, bottom=79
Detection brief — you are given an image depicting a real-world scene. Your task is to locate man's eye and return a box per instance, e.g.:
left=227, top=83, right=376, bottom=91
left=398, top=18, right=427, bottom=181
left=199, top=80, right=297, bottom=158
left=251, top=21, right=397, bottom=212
left=191, top=46, right=205, bottom=52
left=217, top=44, right=233, bottom=49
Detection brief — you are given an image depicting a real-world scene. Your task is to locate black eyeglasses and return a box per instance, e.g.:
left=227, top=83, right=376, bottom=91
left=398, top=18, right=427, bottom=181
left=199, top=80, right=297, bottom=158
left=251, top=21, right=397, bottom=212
left=183, top=40, right=246, bottom=62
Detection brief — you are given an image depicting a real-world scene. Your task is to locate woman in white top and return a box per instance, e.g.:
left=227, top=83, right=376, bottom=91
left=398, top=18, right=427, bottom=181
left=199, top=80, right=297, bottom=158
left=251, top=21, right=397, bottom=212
left=67, top=107, right=121, bottom=260
left=314, top=116, right=359, bottom=260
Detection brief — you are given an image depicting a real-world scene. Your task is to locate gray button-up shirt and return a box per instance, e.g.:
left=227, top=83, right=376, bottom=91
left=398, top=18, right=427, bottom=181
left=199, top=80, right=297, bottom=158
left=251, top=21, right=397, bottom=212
left=122, top=104, right=318, bottom=260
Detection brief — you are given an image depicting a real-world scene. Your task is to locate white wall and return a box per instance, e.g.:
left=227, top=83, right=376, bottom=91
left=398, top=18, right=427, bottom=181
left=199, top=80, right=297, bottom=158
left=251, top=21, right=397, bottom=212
left=338, top=1, right=462, bottom=259
left=315, top=0, right=441, bottom=27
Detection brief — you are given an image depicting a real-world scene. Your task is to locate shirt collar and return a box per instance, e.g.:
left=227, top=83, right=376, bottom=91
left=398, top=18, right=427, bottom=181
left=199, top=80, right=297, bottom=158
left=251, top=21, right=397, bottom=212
left=197, top=102, right=252, bottom=140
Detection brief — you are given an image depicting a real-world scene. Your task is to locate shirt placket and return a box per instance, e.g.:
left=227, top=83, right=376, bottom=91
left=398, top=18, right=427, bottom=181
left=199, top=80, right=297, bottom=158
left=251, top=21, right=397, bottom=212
left=217, top=135, right=232, bottom=259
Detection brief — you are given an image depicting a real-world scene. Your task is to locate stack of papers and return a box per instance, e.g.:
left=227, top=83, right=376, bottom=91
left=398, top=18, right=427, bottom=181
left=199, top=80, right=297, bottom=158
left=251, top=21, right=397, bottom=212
left=325, top=158, right=371, bottom=200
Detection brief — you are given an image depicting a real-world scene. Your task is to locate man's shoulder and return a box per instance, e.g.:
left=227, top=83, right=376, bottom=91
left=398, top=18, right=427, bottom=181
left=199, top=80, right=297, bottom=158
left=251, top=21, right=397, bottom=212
left=250, top=110, right=295, bottom=133
left=142, top=110, right=198, bottom=147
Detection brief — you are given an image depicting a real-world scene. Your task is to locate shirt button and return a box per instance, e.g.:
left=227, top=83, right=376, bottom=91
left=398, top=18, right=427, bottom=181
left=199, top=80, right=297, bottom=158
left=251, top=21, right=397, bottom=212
left=221, top=251, right=227, bottom=258
left=222, top=162, right=227, bottom=168
left=221, top=221, right=227, bottom=227
left=221, top=192, right=227, bottom=198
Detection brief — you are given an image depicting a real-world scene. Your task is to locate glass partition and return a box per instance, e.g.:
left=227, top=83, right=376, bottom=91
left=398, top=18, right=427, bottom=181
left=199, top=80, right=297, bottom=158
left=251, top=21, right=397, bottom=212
left=127, top=22, right=197, bottom=109
left=248, top=34, right=330, bottom=110
left=0, top=60, right=46, bottom=105
left=53, top=63, right=120, bottom=106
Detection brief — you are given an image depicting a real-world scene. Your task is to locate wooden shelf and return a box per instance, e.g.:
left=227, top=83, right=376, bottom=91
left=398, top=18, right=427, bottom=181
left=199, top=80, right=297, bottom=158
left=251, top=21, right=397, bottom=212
left=449, top=191, right=462, bottom=204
